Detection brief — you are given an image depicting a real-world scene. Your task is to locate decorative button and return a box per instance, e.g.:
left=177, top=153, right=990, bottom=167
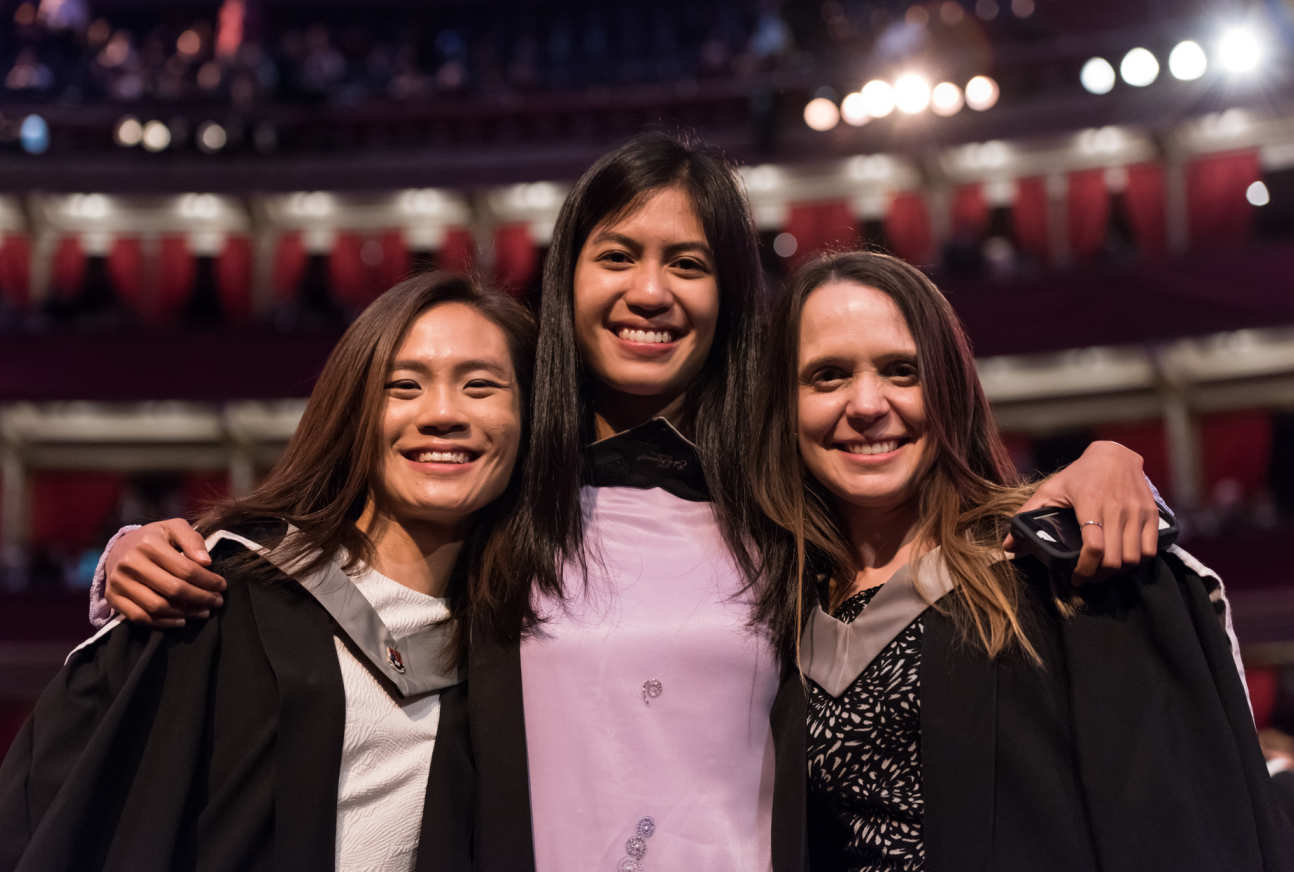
left=615, top=814, right=656, bottom=869
left=386, top=645, right=406, bottom=673
left=641, top=679, right=662, bottom=705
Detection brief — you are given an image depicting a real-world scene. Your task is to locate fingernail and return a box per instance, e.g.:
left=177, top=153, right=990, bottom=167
left=195, top=610, right=211, bottom=619
left=198, top=550, right=211, bottom=563
left=213, top=595, right=224, bottom=607
left=162, top=619, right=185, bottom=628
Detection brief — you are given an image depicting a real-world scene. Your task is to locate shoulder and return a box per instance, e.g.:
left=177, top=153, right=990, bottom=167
left=204, top=517, right=290, bottom=561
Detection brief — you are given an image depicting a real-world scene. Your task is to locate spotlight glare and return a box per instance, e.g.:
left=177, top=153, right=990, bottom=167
left=860, top=79, right=896, bottom=118
left=1080, top=57, right=1117, bottom=94
left=772, top=232, right=798, bottom=258
left=114, top=115, right=142, bottom=147
left=197, top=121, right=227, bottom=153
left=803, top=97, right=840, bottom=132
left=841, top=91, right=870, bottom=126
left=1218, top=27, right=1263, bottom=75
left=1120, top=47, right=1160, bottom=87
left=964, top=75, right=999, bottom=110
left=894, top=72, right=932, bottom=114
left=1168, top=40, right=1208, bottom=81
left=19, top=113, right=48, bottom=154
left=930, top=81, right=964, bottom=116
left=1246, top=180, right=1270, bottom=207
left=176, top=28, right=201, bottom=58
left=141, top=119, right=171, bottom=152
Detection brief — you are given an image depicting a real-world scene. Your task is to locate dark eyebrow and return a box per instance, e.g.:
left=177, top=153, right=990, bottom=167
left=589, top=231, right=713, bottom=262
left=389, top=358, right=513, bottom=380
left=797, top=351, right=917, bottom=377
left=589, top=231, right=643, bottom=254
left=797, top=353, right=852, bottom=377
left=663, top=240, right=714, bottom=261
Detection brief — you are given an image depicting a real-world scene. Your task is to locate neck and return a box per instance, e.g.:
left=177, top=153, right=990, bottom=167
left=837, top=500, right=922, bottom=593
left=591, top=386, right=688, bottom=440
left=356, top=502, right=464, bottom=597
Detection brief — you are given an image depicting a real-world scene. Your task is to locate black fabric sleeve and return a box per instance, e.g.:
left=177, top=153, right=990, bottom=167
left=1061, top=557, right=1294, bottom=872
left=0, top=618, right=219, bottom=872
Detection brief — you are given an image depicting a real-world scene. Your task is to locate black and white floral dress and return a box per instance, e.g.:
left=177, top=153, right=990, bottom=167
left=806, top=586, right=926, bottom=872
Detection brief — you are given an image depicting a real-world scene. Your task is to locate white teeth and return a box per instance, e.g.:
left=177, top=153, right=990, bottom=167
left=414, top=450, right=471, bottom=463
left=618, top=328, right=674, bottom=344
left=842, top=440, right=900, bottom=456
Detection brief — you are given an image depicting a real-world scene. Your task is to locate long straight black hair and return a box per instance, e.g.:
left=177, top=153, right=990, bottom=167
left=472, top=131, right=800, bottom=655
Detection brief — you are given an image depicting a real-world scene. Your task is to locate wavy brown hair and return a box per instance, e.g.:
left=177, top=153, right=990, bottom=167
left=198, top=272, right=536, bottom=663
left=756, top=251, right=1044, bottom=662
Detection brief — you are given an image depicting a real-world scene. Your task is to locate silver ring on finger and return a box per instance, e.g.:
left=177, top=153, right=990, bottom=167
left=1081, top=520, right=1103, bottom=528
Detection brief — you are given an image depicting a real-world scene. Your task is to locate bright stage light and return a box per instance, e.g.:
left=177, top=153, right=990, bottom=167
left=860, top=79, right=896, bottom=118
left=964, top=75, right=999, bottom=110
left=197, top=121, right=227, bottom=153
left=20, top=114, right=49, bottom=154
left=1120, top=48, right=1159, bottom=87
left=1218, top=26, right=1263, bottom=75
left=804, top=97, right=840, bottom=132
left=840, top=91, right=869, bottom=126
left=931, top=81, right=964, bottom=116
left=142, top=120, right=171, bottom=152
left=1246, top=180, right=1270, bottom=207
left=1080, top=57, right=1116, bottom=94
left=894, top=73, right=932, bottom=114
left=114, top=116, right=142, bottom=147
left=1168, top=40, right=1208, bottom=80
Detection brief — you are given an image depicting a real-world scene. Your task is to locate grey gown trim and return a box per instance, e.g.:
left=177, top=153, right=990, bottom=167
left=208, top=528, right=463, bottom=698
left=802, top=548, right=957, bottom=698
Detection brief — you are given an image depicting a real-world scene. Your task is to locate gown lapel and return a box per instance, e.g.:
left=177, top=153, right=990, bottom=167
left=469, top=633, right=536, bottom=872
left=247, top=579, right=346, bottom=872
left=919, top=609, right=997, bottom=872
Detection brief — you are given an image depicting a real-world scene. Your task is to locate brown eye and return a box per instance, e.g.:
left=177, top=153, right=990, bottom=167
left=597, top=250, right=633, bottom=266
left=812, top=368, right=848, bottom=388
left=888, top=361, right=919, bottom=383
left=673, top=256, right=710, bottom=275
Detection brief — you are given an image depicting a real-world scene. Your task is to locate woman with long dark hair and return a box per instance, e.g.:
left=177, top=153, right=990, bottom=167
left=87, top=134, right=1176, bottom=870
left=0, top=274, right=536, bottom=871
left=757, top=250, right=1288, bottom=871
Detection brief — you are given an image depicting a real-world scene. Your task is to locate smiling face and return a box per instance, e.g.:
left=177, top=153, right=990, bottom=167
left=796, top=279, right=930, bottom=517
left=372, top=301, right=522, bottom=532
left=572, top=184, right=720, bottom=421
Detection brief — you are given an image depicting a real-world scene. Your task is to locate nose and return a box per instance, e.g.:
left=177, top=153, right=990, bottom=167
left=844, top=372, right=890, bottom=424
left=622, top=262, right=673, bottom=316
left=416, top=384, right=469, bottom=435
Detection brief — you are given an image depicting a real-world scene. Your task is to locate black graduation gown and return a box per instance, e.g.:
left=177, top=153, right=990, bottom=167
left=807, top=551, right=1294, bottom=872
left=0, top=533, right=458, bottom=872
left=423, top=419, right=808, bottom=871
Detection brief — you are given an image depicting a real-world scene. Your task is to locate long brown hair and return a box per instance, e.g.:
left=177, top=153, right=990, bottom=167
left=199, top=272, right=536, bottom=657
left=757, top=250, right=1042, bottom=662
